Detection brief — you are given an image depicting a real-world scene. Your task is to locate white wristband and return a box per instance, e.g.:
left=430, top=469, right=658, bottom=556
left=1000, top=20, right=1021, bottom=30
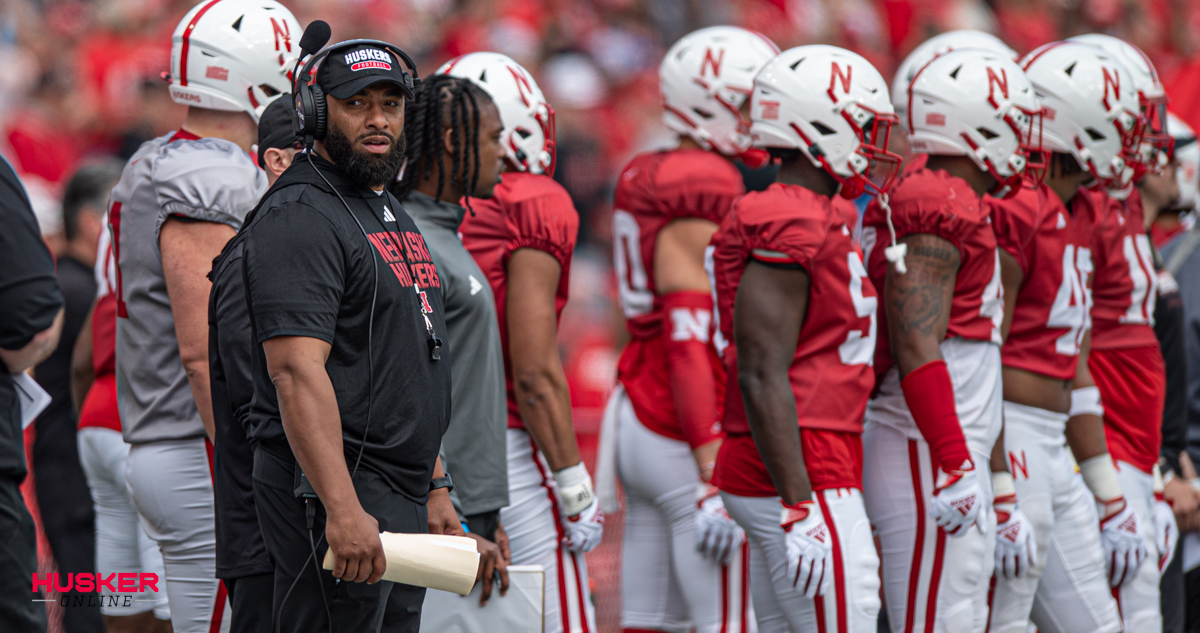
left=553, top=462, right=595, bottom=517
left=1069, top=386, right=1104, bottom=418
left=1079, top=454, right=1123, bottom=503
left=1153, top=463, right=1165, bottom=494
left=992, top=470, right=1016, bottom=499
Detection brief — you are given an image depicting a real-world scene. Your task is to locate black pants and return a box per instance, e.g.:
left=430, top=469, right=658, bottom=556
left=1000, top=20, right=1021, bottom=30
left=0, top=476, right=47, bottom=632
left=464, top=509, right=499, bottom=542
left=1163, top=545, right=1185, bottom=633
left=225, top=573, right=274, bottom=633
left=33, top=411, right=101, bottom=633
left=253, top=448, right=427, bottom=633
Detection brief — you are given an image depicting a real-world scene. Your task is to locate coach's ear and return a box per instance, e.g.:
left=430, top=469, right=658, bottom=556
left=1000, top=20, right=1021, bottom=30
left=443, top=127, right=455, bottom=158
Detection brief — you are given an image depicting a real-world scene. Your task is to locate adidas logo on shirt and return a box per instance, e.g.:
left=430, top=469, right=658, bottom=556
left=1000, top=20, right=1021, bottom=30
left=383, top=207, right=396, bottom=222
left=1056, top=213, right=1066, bottom=229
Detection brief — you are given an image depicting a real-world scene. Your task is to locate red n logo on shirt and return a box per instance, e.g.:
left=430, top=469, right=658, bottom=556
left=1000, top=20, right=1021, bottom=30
left=418, top=290, right=433, bottom=314
left=828, top=62, right=852, bottom=101
left=701, top=48, right=724, bottom=78
left=986, top=67, right=1009, bottom=109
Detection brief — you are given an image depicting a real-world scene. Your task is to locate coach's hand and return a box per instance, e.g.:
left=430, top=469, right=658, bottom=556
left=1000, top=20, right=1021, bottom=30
left=468, top=533, right=510, bottom=606
left=327, top=507, right=386, bottom=584
left=428, top=488, right=466, bottom=536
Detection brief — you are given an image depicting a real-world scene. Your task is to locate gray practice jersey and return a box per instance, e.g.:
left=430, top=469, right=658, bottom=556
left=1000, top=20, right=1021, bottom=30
left=405, top=191, right=509, bottom=515
left=110, top=131, right=265, bottom=444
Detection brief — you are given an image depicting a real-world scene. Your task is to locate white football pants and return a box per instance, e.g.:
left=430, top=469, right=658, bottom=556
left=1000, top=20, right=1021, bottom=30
left=988, top=402, right=1120, bottom=633
left=616, top=392, right=753, bottom=633
left=863, top=423, right=996, bottom=633
left=500, top=428, right=596, bottom=633
left=126, top=438, right=229, bottom=632
left=1114, top=462, right=1161, bottom=631
left=864, top=337, right=1002, bottom=633
left=77, top=427, right=169, bottom=619
left=722, top=489, right=880, bottom=633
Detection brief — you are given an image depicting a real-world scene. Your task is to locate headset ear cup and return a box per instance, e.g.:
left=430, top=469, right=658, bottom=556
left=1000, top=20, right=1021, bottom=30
left=312, top=84, right=328, bottom=140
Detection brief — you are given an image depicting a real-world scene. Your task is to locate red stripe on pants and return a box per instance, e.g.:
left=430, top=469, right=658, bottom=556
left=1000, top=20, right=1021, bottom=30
left=924, top=454, right=947, bottom=633
left=816, top=490, right=848, bottom=633
left=904, top=440, right=926, bottom=633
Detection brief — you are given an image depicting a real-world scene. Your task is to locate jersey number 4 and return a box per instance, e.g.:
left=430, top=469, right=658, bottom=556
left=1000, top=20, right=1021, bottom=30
left=1047, top=244, right=1093, bottom=355
left=108, top=201, right=129, bottom=318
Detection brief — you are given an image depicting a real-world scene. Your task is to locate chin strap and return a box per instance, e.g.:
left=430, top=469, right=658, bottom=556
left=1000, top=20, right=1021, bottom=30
left=878, top=193, right=907, bottom=274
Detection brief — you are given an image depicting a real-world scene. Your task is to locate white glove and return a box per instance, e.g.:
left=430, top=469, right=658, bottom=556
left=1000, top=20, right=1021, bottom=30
left=780, top=500, right=832, bottom=599
left=1155, top=496, right=1179, bottom=572
left=928, top=466, right=982, bottom=537
left=993, top=496, right=1037, bottom=579
left=555, top=463, right=604, bottom=553
left=1098, top=498, right=1148, bottom=587
left=695, top=484, right=745, bottom=565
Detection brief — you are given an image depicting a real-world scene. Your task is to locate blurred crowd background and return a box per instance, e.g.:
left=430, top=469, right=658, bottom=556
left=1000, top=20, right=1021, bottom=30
left=13, top=0, right=1200, bottom=630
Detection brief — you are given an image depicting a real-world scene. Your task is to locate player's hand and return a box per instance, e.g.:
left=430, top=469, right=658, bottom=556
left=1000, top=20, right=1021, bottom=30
left=1164, top=476, right=1200, bottom=532
left=695, top=484, right=744, bottom=565
left=780, top=500, right=831, bottom=598
left=326, top=507, right=386, bottom=584
left=928, top=464, right=982, bottom=537
left=562, top=496, right=604, bottom=553
left=1155, top=496, right=1179, bottom=572
left=466, top=533, right=509, bottom=606
left=1097, top=497, right=1148, bottom=587
left=993, top=492, right=1037, bottom=579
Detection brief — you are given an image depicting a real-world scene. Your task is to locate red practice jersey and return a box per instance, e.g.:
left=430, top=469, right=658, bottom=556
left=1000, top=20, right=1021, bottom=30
left=79, top=228, right=120, bottom=432
left=1089, top=187, right=1158, bottom=349
left=988, top=184, right=1099, bottom=380
left=460, top=171, right=580, bottom=430
left=861, top=168, right=1004, bottom=379
left=613, top=149, right=744, bottom=446
left=709, top=183, right=876, bottom=495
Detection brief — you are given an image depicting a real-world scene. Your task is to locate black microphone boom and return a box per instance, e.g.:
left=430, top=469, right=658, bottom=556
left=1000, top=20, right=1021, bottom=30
left=299, top=20, right=331, bottom=55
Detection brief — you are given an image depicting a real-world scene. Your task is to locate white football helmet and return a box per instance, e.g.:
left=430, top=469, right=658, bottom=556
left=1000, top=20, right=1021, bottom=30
left=168, top=0, right=301, bottom=122
left=1021, top=41, right=1143, bottom=191
left=660, top=26, right=779, bottom=164
left=908, top=49, right=1044, bottom=197
left=1070, top=33, right=1171, bottom=177
left=752, top=45, right=901, bottom=198
left=1169, top=112, right=1198, bottom=210
left=438, top=52, right=556, bottom=175
left=892, top=30, right=1017, bottom=124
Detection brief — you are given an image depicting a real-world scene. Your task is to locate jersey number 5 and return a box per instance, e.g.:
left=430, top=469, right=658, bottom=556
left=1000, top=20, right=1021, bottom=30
left=838, top=252, right=877, bottom=365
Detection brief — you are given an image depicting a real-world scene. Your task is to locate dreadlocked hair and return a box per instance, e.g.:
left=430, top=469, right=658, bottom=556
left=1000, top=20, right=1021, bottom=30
left=392, top=75, right=494, bottom=213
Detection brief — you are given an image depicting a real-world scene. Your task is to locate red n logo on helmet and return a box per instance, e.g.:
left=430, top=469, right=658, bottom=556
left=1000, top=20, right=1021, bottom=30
left=828, top=62, right=852, bottom=101
left=701, top=48, right=724, bottom=77
left=271, top=18, right=291, bottom=52
left=986, top=67, right=1009, bottom=109
left=1102, top=66, right=1121, bottom=110
left=508, top=66, right=534, bottom=107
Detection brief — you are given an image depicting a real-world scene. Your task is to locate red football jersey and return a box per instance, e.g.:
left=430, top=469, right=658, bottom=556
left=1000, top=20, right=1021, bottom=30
left=613, top=149, right=743, bottom=445
left=861, top=168, right=1003, bottom=378
left=1089, top=187, right=1158, bottom=349
left=460, top=171, right=580, bottom=430
left=79, top=231, right=120, bottom=432
left=712, top=183, right=877, bottom=438
left=988, top=184, right=1099, bottom=380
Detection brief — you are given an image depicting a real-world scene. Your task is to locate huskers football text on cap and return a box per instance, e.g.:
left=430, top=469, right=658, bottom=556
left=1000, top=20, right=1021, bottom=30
left=318, top=44, right=416, bottom=100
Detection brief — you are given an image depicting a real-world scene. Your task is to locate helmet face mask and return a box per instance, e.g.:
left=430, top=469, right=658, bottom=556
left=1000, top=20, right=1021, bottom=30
left=438, top=52, right=557, bottom=175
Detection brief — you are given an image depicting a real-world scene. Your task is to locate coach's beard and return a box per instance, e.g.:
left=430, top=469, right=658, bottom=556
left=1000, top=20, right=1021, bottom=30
left=325, top=123, right=407, bottom=190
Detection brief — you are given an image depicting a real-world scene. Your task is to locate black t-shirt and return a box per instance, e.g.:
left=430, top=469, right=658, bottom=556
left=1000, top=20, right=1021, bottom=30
left=0, top=156, right=63, bottom=479
left=34, top=256, right=96, bottom=427
left=242, top=154, right=452, bottom=503
left=208, top=237, right=272, bottom=579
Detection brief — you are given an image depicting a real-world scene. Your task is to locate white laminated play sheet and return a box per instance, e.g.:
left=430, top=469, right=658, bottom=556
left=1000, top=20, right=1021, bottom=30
left=419, top=564, right=545, bottom=632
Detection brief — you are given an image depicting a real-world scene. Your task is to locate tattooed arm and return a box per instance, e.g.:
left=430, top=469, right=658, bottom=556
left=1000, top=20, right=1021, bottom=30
left=885, top=233, right=960, bottom=377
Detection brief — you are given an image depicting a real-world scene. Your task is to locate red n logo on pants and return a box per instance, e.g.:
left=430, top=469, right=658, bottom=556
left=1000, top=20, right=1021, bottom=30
left=1008, top=450, right=1029, bottom=480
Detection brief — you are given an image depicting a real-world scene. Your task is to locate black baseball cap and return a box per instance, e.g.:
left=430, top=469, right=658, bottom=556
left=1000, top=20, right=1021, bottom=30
left=317, top=44, right=415, bottom=101
left=257, top=95, right=301, bottom=166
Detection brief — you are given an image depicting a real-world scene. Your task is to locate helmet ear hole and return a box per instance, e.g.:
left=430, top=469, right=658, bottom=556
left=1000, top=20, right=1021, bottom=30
left=977, top=127, right=1000, bottom=140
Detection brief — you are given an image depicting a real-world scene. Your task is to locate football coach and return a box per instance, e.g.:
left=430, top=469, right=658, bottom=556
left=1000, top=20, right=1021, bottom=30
left=239, top=30, right=460, bottom=632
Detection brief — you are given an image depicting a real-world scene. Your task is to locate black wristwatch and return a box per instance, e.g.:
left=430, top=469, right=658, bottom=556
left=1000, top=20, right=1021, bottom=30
left=429, top=475, right=454, bottom=493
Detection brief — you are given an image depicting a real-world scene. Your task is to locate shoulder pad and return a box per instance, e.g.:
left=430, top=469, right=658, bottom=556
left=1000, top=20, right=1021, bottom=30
left=152, top=138, right=266, bottom=231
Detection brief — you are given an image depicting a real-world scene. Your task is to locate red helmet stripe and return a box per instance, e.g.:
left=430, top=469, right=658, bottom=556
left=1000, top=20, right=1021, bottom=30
left=179, top=0, right=225, bottom=87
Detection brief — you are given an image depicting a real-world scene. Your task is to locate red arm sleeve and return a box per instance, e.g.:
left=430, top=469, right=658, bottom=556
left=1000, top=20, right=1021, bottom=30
left=661, top=290, right=721, bottom=449
left=901, top=359, right=973, bottom=472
